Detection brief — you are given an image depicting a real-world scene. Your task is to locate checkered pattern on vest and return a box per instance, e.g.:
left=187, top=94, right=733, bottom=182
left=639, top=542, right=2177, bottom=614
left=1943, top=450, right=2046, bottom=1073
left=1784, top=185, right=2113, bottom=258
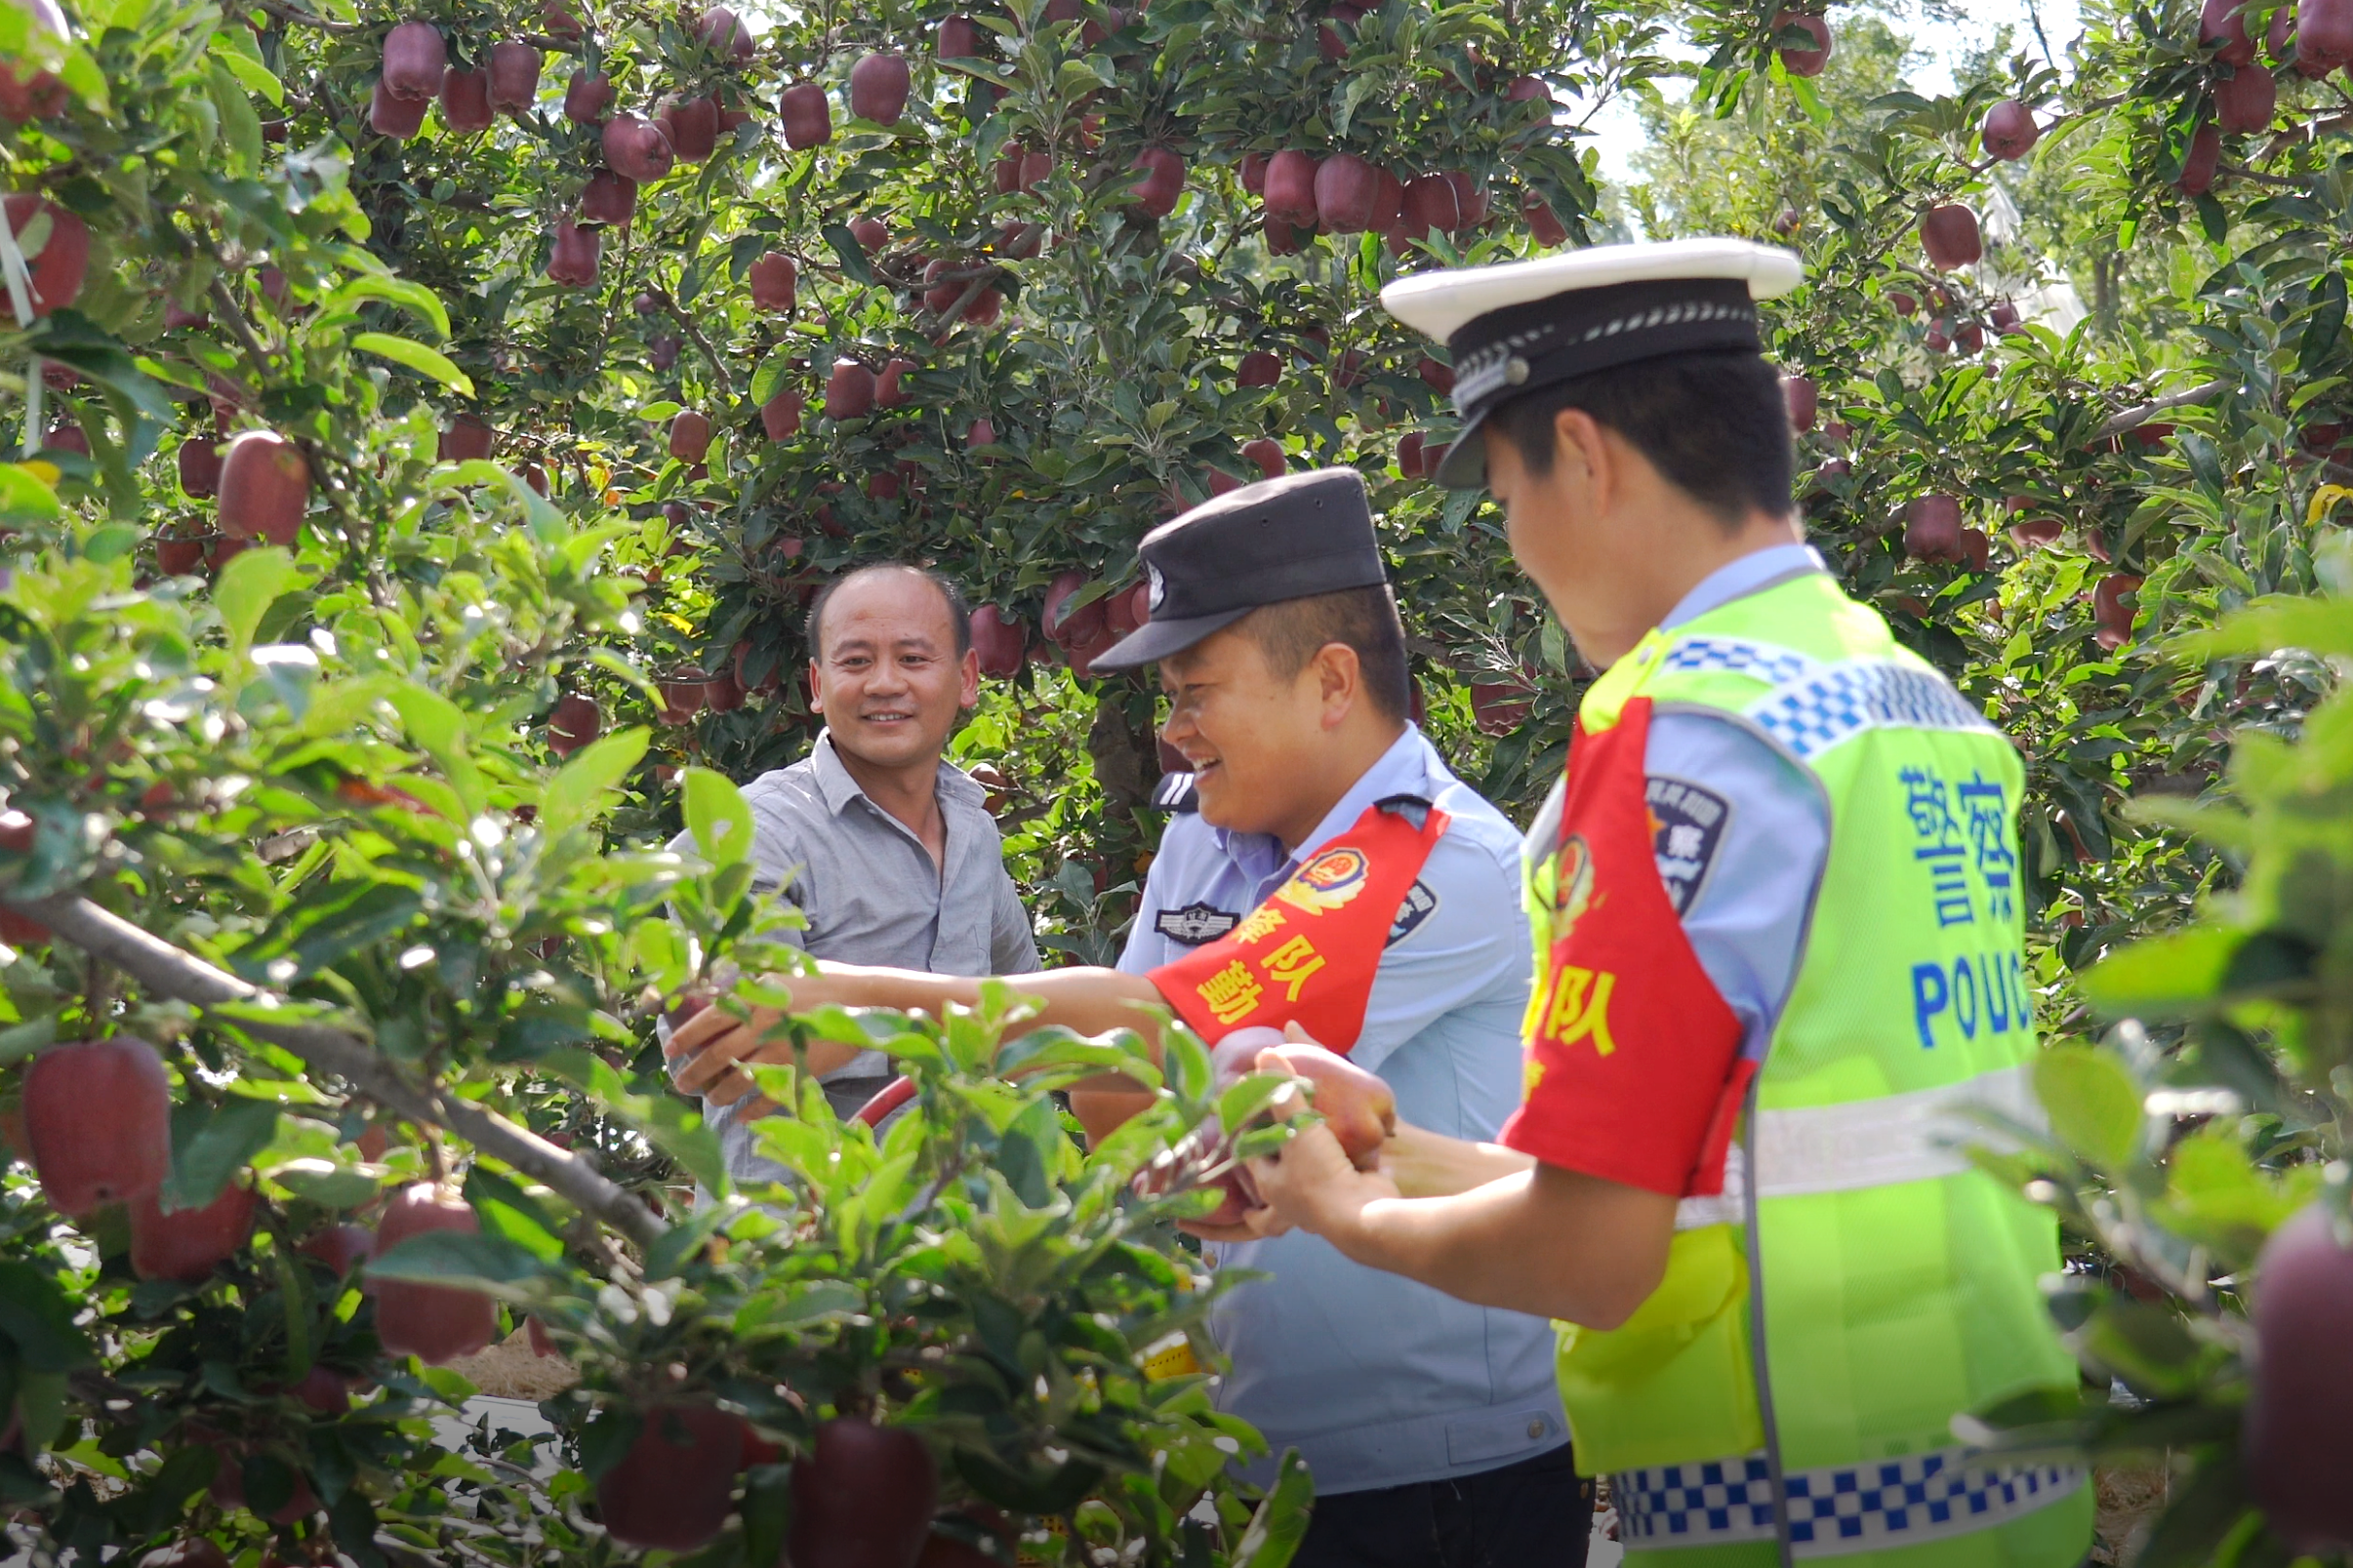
left=1656, top=635, right=1820, bottom=687
left=1614, top=1448, right=2087, bottom=1552
left=1746, top=659, right=1994, bottom=761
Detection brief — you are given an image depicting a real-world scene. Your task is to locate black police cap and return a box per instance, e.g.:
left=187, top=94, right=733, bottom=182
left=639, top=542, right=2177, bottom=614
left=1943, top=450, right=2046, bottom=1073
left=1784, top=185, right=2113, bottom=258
left=1381, top=238, right=1804, bottom=488
left=1090, top=467, right=1386, bottom=671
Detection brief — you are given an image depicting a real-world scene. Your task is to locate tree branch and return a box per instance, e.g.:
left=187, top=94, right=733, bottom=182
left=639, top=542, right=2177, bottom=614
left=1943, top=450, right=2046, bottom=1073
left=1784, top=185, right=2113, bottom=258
left=5, top=893, right=668, bottom=1250
left=2093, top=377, right=2232, bottom=439
left=251, top=0, right=365, bottom=32
left=650, top=289, right=736, bottom=400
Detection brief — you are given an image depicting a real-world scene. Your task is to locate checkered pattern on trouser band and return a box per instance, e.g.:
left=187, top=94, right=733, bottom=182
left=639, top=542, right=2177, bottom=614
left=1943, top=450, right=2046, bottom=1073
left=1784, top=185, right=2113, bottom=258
left=1745, top=659, right=1994, bottom=762
left=1613, top=1447, right=2086, bottom=1555
left=1657, top=636, right=1820, bottom=688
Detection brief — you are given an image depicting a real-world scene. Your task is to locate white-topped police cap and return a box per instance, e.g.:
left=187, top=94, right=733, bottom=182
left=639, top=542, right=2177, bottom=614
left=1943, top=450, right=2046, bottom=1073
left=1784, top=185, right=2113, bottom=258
left=1092, top=467, right=1387, bottom=671
left=1381, top=238, right=1805, bottom=488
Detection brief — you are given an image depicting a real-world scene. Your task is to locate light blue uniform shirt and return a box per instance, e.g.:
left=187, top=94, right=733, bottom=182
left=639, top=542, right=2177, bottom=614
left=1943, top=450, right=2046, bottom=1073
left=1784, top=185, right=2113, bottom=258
left=1119, top=727, right=1568, bottom=1495
left=1523, top=543, right=1835, bottom=1066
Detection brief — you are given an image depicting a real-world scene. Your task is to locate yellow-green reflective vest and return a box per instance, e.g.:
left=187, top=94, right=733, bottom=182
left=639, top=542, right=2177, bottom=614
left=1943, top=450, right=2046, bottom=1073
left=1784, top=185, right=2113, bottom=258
left=1526, top=572, right=2092, bottom=1566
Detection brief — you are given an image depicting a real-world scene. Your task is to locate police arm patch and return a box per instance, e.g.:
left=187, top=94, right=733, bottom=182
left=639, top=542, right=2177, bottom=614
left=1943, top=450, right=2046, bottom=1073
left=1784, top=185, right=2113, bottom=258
left=1154, top=901, right=1239, bottom=945
left=1386, top=879, right=1439, bottom=946
left=1644, top=775, right=1731, bottom=916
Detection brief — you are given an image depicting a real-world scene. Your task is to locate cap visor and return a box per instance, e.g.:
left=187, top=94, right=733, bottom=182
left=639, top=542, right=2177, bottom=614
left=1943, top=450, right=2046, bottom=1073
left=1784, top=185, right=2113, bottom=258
left=1087, top=606, right=1253, bottom=671
left=1431, top=417, right=1489, bottom=489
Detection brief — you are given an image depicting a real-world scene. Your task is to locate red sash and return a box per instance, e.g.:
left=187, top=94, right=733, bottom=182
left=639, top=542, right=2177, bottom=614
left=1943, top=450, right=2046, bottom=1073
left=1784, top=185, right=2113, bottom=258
left=1149, top=801, right=1450, bottom=1052
left=1499, top=698, right=1749, bottom=1198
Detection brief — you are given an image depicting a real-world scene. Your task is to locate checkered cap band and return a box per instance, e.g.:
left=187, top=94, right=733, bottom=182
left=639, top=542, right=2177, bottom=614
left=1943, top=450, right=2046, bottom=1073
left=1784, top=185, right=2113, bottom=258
left=1746, top=659, right=1994, bottom=761
left=1447, top=277, right=1762, bottom=426
left=1614, top=1448, right=2087, bottom=1554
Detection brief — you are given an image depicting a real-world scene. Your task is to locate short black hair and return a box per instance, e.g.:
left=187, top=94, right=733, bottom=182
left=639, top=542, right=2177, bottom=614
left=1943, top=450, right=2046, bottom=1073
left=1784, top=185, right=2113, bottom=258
left=1235, top=583, right=1412, bottom=723
left=1485, top=350, right=1794, bottom=525
left=806, top=564, right=971, bottom=659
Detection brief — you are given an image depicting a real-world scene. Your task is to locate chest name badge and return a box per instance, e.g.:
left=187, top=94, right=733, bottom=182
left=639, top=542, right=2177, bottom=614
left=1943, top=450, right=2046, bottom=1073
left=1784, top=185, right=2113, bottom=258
left=1155, top=901, right=1239, bottom=945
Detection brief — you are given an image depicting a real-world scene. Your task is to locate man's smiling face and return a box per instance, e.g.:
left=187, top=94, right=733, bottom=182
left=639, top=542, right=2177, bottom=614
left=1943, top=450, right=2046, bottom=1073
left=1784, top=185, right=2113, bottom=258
left=808, top=569, right=979, bottom=772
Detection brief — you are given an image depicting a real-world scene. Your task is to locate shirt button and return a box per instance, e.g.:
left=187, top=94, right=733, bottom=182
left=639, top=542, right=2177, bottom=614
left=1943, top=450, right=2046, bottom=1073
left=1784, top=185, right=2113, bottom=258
left=1526, top=1420, right=1546, bottom=1439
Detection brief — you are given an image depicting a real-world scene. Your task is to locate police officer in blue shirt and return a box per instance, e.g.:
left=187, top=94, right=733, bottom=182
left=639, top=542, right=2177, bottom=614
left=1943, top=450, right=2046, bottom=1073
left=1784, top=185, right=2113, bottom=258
left=674, top=469, right=1583, bottom=1565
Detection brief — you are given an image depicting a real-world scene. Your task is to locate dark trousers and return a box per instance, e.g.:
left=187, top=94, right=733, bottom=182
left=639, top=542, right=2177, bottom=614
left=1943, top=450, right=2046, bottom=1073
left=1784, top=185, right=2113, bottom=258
left=1293, top=1443, right=1593, bottom=1568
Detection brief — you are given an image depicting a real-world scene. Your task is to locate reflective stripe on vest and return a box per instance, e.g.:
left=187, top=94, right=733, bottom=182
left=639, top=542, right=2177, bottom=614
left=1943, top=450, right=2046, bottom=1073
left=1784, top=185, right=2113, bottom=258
left=1672, top=1065, right=2047, bottom=1231
left=1612, top=1447, right=2088, bottom=1556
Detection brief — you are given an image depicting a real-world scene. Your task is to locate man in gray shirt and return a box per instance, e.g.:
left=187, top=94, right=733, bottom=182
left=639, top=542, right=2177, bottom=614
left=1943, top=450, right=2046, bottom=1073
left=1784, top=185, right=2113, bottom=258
left=668, top=564, right=1040, bottom=1179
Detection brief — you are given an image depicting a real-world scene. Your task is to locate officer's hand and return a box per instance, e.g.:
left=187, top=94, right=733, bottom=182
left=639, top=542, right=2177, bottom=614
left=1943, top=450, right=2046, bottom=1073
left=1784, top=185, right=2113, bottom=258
left=1246, top=1119, right=1400, bottom=1240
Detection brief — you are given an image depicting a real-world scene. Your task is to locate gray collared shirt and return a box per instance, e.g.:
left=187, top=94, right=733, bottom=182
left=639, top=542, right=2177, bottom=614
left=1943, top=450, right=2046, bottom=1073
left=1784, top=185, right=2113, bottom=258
left=668, top=732, right=1040, bottom=1177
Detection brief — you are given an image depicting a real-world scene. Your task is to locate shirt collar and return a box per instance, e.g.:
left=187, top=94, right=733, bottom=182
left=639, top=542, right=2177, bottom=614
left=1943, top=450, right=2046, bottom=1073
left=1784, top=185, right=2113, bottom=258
left=810, top=731, right=984, bottom=816
left=1212, top=726, right=1446, bottom=885
left=1661, top=542, right=1827, bottom=629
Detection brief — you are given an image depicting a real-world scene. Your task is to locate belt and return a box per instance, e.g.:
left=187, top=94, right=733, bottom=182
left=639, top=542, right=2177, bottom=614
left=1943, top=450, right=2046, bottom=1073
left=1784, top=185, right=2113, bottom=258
left=1613, top=1445, right=2085, bottom=1555
left=1675, top=1065, right=2043, bottom=1230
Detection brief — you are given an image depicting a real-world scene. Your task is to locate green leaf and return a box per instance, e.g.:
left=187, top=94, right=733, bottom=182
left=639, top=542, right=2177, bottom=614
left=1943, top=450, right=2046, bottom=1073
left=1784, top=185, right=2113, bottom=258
left=387, top=684, right=486, bottom=819
left=540, top=727, right=649, bottom=836
left=365, top=1227, right=550, bottom=1300
left=0, top=1262, right=92, bottom=1372
left=208, top=25, right=285, bottom=107
left=212, top=546, right=302, bottom=657
left=2079, top=928, right=2242, bottom=1017
left=824, top=221, right=874, bottom=287
left=682, top=767, right=754, bottom=870
left=2034, top=1045, right=2142, bottom=1170
left=1230, top=1448, right=1315, bottom=1567
left=351, top=333, right=474, bottom=395
left=0, top=464, right=62, bottom=529
left=323, top=276, right=451, bottom=340
left=164, top=1097, right=281, bottom=1211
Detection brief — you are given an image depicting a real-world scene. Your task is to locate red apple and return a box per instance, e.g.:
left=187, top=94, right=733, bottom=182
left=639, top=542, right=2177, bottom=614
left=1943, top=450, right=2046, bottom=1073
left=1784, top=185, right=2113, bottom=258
left=440, top=68, right=492, bottom=133
left=669, top=410, right=712, bottom=462
left=178, top=437, right=223, bottom=498
left=966, top=417, right=996, bottom=449
left=1397, top=431, right=1426, bottom=477
left=2178, top=123, right=2223, bottom=195
left=2299, top=0, right=2353, bottom=71
left=40, top=422, right=85, bottom=457
left=2092, top=574, right=2142, bottom=649
left=1401, top=173, right=1461, bottom=238
left=603, top=113, right=674, bottom=183
left=1417, top=356, right=1455, bottom=394
left=1920, top=204, right=1981, bottom=269
left=1959, top=526, right=1990, bottom=572
left=2009, top=517, right=2063, bottom=550
left=875, top=357, right=917, bottom=408
left=662, top=95, right=721, bottom=161
left=548, top=692, right=602, bottom=756
left=548, top=219, right=601, bottom=286
left=1241, top=437, right=1286, bottom=478
left=1954, top=320, right=1985, bottom=354
left=1263, top=149, right=1320, bottom=226
left=2215, top=62, right=2276, bottom=132
left=780, top=81, right=831, bottom=148
left=1990, top=300, right=2022, bottom=333
left=581, top=170, right=636, bottom=225
left=1777, top=374, right=1818, bottom=432
left=1264, top=215, right=1307, bottom=255
left=1130, top=147, right=1186, bottom=220
left=703, top=670, right=745, bottom=712
left=488, top=43, right=541, bottom=111
left=542, top=0, right=584, bottom=38
left=563, top=70, right=611, bottom=124
left=0, top=197, right=86, bottom=320
left=939, top=15, right=984, bottom=57
left=971, top=606, right=1027, bottom=676
left=1524, top=191, right=1569, bottom=246
left=2271, top=1, right=2303, bottom=65
left=1902, top=495, right=1965, bottom=562
left=1507, top=73, right=1550, bottom=105
left=292, top=1366, right=350, bottom=1414
left=789, top=1422, right=937, bottom=1568
left=1043, top=570, right=1106, bottom=646
left=1313, top=152, right=1378, bottom=232
left=1237, top=350, right=1281, bottom=388
left=2202, top=0, right=2259, bottom=63
left=697, top=5, right=755, bottom=61
left=437, top=415, right=494, bottom=462
left=1773, top=10, right=1831, bottom=74
left=749, top=251, right=797, bottom=311
left=369, top=79, right=426, bottom=138
left=371, top=1184, right=499, bottom=1364
left=1443, top=170, right=1489, bottom=227
left=1888, top=290, right=1918, bottom=316
left=851, top=216, right=889, bottom=252
left=1470, top=682, right=1532, bottom=736
left=1318, top=2, right=1364, bottom=60
left=129, top=1182, right=259, bottom=1284
left=598, top=1404, right=745, bottom=1551
left=850, top=51, right=910, bottom=124
left=1239, top=151, right=1270, bottom=195
left=659, top=676, right=708, bottom=723
left=1982, top=99, right=2039, bottom=159
left=762, top=389, right=806, bottom=439
left=218, top=430, right=309, bottom=546
left=380, top=20, right=446, bottom=101
left=24, top=1037, right=172, bottom=1216
left=826, top=360, right=875, bottom=420
left=2244, top=1203, right=2353, bottom=1549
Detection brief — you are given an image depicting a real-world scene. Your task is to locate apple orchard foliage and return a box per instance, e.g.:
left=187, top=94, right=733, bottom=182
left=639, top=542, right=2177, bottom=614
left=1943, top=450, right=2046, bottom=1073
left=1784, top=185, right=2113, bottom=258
left=1, top=0, right=2352, bottom=1557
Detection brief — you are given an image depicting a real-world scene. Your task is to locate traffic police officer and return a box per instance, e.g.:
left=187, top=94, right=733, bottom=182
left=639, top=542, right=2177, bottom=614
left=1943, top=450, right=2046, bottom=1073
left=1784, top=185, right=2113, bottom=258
left=1243, top=240, right=2097, bottom=1568
left=671, top=468, right=1586, bottom=1565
